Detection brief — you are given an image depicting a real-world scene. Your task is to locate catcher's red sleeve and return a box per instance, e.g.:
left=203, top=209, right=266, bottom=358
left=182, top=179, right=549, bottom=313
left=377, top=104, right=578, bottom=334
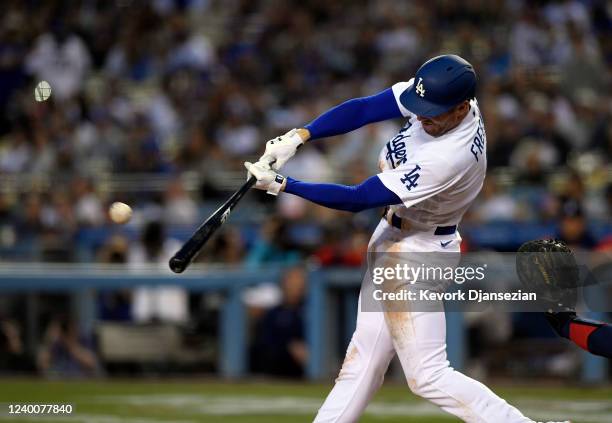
left=569, top=322, right=598, bottom=351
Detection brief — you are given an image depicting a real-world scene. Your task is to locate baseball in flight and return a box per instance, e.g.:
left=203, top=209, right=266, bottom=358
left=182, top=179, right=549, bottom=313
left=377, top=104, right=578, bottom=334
left=34, top=80, right=52, bottom=102
left=109, top=202, right=132, bottom=224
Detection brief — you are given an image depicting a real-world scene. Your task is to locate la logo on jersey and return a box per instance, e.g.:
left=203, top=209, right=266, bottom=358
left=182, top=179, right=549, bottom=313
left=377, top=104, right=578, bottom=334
left=415, top=78, right=425, bottom=97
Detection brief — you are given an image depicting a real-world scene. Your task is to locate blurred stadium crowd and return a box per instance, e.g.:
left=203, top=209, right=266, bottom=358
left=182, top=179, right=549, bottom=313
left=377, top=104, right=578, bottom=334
left=0, top=0, right=611, bottom=379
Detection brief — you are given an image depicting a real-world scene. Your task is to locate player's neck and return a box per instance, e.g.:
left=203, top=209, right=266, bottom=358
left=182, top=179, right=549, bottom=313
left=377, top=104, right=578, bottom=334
left=439, top=105, right=471, bottom=137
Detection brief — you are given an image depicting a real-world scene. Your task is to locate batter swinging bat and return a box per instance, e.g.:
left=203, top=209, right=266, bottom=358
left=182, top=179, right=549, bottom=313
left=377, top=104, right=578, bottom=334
left=169, top=176, right=257, bottom=273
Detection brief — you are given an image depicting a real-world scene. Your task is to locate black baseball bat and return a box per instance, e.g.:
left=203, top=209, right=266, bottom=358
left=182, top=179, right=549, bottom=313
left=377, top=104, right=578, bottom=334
left=169, top=176, right=257, bottom=273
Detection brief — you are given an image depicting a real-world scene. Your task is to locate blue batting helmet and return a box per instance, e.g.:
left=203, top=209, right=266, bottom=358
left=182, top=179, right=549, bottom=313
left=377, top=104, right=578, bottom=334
left=399, top=54, right=477, bottom=118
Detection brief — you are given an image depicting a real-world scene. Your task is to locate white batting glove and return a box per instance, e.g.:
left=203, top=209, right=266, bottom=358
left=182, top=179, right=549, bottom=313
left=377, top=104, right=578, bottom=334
left=244, top=161, right=286, bottom=196
left=259, top=128, right=305, bottom=171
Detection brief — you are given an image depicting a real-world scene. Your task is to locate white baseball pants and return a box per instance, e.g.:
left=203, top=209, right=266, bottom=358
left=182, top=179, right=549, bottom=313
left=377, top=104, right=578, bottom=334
left=313, top=219, right=532, bottom=423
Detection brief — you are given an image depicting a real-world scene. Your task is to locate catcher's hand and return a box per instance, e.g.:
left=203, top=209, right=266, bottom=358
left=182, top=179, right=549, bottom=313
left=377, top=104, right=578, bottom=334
left=259, top=128, right=306, bottom=171
left=516, top=239, right=579, bottom=311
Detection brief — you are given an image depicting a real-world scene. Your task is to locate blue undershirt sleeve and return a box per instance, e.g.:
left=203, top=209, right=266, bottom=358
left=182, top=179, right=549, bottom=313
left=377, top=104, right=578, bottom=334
left=304, top=88, right=402, bottom=140
left=283, top=175, right=402, bottom=212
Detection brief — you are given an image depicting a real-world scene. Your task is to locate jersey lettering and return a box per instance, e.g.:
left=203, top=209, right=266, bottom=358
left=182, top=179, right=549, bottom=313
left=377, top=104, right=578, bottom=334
left=400, top=164, right=421, bottom=191
left=385, top=120, right=413, bottom=168
left=399, top=117, right=413, bottom=134
left=470, top=119, right=486, bottom=162
left=385, top=135, right=408, bottom=168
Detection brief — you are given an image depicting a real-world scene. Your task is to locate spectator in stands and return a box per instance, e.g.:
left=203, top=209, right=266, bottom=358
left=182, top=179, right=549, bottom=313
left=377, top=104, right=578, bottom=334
left=0, top=128, right=30, bottom=173
left=26, top=23, right=91, bottom=101
left=72, top=177, right=105, bottom=227
left=246, top=219, right=300, bottom=266
left=98, top=235, right=133, bottom=322
left=313, top=223, right=368, bottom=267
left=163, top=178, right=198, bottom=226
left=559, top=171, right=586, bottom=205
left=119, top=115, right=170, bottom=174
left=250, top=266, right=308, bottom=377
left=0, top=193, right=17, bottom=251
left=509, top=5, right=550, bottom=67
left=0, top=317, right=32, bottom=373
left=523, top=92, right=572, bottom=164
left=559, top=26, right=607, bottom=100
left=557, top=201, right=596, bottom=250
left=215, top=112, right=260, bottom=157
left=486, top=116, right=522, bottom=168
left=0, top=0, right=609, bottom=264
left=511, top=138, right=559, bottom=186
left=129, top=221, right=188, bottom=323
left=472, top=178, right=521, bottom=222
left=39, top=189, right=77, bottom=262
left=15, top=193, right=43, bottom=243
left=0, top=0, right=609, bottom=382
left=37, top=315, right=99, bottom=378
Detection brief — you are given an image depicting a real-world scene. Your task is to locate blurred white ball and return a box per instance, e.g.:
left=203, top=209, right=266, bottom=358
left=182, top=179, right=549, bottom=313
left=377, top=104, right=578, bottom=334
left=109, top=202, right=132, bottom=224
left=34, top=80, right=52, bottom=102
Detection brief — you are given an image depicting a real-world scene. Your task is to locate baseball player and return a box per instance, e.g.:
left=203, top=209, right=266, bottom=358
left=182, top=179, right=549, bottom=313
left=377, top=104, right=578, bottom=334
left=245, top=55, right=569, bottom=423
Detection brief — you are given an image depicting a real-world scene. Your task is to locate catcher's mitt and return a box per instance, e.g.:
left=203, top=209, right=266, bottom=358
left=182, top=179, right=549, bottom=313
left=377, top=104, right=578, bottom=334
left=516, top=239, right=579, bottom=311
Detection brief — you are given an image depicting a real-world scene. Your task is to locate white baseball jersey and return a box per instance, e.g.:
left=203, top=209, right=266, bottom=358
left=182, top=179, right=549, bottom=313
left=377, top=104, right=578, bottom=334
left=376, top=79, right=487, bottom=227
left=315, top=78, right=536, bottom=423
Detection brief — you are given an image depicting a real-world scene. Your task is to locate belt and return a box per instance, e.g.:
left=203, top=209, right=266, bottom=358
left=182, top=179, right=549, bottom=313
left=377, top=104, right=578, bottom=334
left=382, top=206, right=457, bottom=236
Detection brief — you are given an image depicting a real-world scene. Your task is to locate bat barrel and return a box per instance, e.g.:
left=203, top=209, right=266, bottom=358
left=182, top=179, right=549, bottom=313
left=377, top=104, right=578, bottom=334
left=169, top=256, right=188, bottom=274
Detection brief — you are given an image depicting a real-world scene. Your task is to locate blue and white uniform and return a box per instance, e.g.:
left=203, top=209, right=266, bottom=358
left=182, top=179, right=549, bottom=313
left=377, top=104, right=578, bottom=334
left=378, top=81, right=487, bottom=231
left=286, top=79, right=487, bottom=230
left=266, top=59, right=544, bottom=421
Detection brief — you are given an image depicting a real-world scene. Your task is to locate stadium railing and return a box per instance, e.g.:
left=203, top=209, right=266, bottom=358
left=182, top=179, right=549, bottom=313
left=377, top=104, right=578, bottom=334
left=0, top=264, right=607, bottom=382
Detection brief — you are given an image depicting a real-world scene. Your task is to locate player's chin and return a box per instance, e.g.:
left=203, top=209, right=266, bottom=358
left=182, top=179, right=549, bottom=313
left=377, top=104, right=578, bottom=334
left=422, top=123, right=440, bottom=136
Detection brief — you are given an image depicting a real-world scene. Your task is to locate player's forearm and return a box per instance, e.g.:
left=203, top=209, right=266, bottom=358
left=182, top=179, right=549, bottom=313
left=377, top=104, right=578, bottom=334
left=583, top=324, right=612, bottom=358
left=304, top=88, right=402, bottom=140
left=546, top=312, right=612, bottom=358
left=283, top=175, right=402, bottom=212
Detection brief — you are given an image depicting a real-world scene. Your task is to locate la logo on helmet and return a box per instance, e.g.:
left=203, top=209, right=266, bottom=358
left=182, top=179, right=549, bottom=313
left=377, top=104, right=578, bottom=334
left=415, top=77, right=426, bottom=97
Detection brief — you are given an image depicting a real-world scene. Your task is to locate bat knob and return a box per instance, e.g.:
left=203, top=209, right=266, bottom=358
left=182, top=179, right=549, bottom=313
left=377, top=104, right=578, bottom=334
left=169, top=256, right=187, bottom=273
